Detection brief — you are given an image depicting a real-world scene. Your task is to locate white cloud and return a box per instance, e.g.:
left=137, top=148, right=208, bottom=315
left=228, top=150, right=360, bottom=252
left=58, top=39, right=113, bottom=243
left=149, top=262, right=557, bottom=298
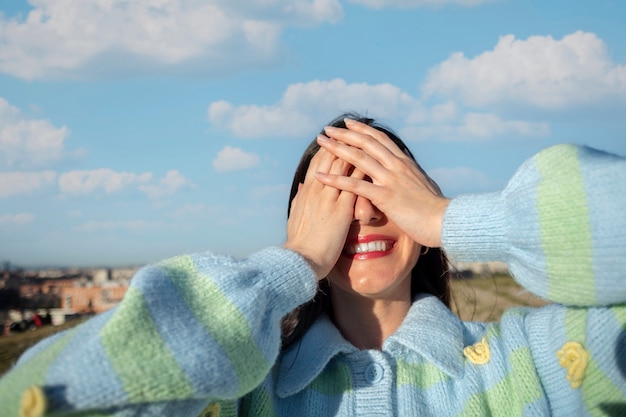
left=457, top=112, right=549, bottom=139
left=0, top=212, right=35, bottom=225
left=423, top=31, right=626, bottom=108
left=0, top=0, right=343, bottom=80
left=0, top=98, right=69, bottom=168
left=208, top=78, right=423, bottom=138
left=402, top=112, right=550, bottom=141
left=138, top=169, right=192, bottom=198
left=0, top=171, right=57, bottom=197
left=58, top=169, right=153, bottom=195
left=57, top=168, right=192, bottom=198
left=213, top=146, right=261, bottom=172
left=210, top=79, right=551, bottom=142
left=348, top=0, right=491, bottom=8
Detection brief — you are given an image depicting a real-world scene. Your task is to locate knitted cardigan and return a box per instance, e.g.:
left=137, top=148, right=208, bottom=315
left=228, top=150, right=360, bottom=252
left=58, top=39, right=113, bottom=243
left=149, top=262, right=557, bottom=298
left=1, top=144, right=624, bottom=417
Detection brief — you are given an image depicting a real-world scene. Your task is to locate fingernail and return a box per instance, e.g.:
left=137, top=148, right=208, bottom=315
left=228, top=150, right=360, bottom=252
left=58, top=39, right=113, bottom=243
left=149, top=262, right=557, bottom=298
left=324, top=126, right=338, bottom=134
left=317, top=134, right=329, bottom=142
left=344, top=118, right=356, bottom=125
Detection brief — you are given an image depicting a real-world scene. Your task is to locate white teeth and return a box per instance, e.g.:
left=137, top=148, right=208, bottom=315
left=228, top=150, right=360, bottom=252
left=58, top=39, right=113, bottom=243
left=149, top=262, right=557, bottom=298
left=348, top=241, right=391, bottom=255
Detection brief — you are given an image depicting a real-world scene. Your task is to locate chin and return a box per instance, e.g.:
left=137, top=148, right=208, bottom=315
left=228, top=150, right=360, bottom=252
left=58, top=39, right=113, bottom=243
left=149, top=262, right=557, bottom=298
left=328, top=263, right=413, bottom=300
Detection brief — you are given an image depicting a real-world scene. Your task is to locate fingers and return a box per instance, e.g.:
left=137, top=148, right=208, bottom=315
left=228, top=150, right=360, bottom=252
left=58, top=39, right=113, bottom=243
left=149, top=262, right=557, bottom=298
left=285, top=148, right=359, bottom=280
left=316, top=121, right=414, bottom=183
left=317, top=133, right=387, bottom=182
left=316, top=169, right=378, bottom=203
left=336, top=165, right=365, bottom=205
left=324, top=120, right=407, bottom=162
left=304, top=147, right=332, bottom=184
left=299, top=147, right=354, bottom=206
left=343, top=118, right=409, bottom=160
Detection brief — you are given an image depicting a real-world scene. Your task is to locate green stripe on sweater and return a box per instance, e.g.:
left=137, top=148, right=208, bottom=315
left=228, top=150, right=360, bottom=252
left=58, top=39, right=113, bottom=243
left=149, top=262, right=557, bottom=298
left=396, top=360, right=449, bottom=389
left=535, top=145, right=596, bottom=304
left=583, top=306, right=626, bottom=416
left=239, top=387, right=277, bottom=417
left=61, top=410, right=118, bottom=417
left=583, top=356, right=625, bottom=417
left=563, top=308, right=587, bottom=343
left=509, top=347, right=543, bottom=407
left=310, top=360, right=352, bottom=395
left=0, top=328, right=76, bottom=416
left=610, top=305, right=626, bottom=330
left=563, top=308, right=625, bottom=414
left=456, top=347, right=542, bottom=417
left=159, top=256, right=269, bottom=396
left=101, top=287, right=195, bottom=402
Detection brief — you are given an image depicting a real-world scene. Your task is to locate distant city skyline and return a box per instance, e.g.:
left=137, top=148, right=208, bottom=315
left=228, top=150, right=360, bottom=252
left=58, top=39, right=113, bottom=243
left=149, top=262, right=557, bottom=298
left=1, top=0, right=625, bottom=267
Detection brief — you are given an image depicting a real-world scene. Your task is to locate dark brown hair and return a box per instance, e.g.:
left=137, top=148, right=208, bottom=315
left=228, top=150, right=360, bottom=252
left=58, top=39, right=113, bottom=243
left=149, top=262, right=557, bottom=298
left=280, top=113, right=451, bottom=350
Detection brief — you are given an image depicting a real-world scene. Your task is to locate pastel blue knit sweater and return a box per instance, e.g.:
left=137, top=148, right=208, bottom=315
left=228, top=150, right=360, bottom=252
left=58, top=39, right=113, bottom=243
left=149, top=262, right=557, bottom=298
left=0, top=144, right=624, bottom=417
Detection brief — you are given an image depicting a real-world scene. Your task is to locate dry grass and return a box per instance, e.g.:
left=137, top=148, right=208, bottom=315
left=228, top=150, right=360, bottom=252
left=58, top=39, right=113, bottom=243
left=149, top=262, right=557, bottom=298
left=0, top=318, right=88, bottom=376
left=0, top=275, right=548, bottom=377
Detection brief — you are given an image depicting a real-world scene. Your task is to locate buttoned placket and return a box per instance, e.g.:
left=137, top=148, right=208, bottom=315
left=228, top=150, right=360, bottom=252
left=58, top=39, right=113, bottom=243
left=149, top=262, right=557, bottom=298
left=343, top=350, right=394, bottom=416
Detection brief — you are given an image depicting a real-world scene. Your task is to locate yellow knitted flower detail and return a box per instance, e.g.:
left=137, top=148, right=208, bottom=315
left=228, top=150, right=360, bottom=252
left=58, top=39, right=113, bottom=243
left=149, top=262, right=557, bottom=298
left=20, top=385, right=46, bottom=417
left=556, top=341, right=589, bottom=389
left=463, top=337, right=491, bottom=365
left=200, top=402, right=221, bottom=417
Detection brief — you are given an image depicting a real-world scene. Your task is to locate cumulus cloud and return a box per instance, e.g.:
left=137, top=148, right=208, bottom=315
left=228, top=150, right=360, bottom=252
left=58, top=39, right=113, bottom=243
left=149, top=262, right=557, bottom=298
left=0, top=0, right=343, bottom=80
left=402, top=112, right=550, bottom=141
left=0, top=171, right=57, bottom=197
left=423, top=31, right=626, bottom=108
left=208, top=78, right=423, bottom=138
left=57, top=168, right=192, bottom=198
left=348, top=0, right=491, bottom=8
left=58, top=169, right=153, bottom=195
left=209, top=79, right=551, bottom=142
left=213, top=146, right=261, bottom=172
left=138, top=169, right=193, bottom=198
left=0, top=212, right=35, bottom=225
left=0, top=98, right=69, bottom=168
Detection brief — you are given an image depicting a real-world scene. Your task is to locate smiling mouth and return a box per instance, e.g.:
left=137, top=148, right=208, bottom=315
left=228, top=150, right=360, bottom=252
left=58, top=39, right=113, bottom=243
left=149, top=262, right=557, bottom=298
left=342, top=236, right=396, bottom=260
left=344, top=240, right=395, bottom=256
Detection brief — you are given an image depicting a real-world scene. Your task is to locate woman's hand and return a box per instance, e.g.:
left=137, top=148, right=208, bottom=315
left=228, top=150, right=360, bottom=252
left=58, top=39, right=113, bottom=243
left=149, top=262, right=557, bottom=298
left=284, top=147, right=362, bottom=280
left=315, top=119, right=450, bottom=248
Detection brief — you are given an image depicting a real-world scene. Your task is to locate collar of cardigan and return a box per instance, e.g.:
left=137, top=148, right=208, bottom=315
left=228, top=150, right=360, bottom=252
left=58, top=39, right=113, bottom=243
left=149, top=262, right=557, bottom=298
left=276, top=294, right=465, bottom=397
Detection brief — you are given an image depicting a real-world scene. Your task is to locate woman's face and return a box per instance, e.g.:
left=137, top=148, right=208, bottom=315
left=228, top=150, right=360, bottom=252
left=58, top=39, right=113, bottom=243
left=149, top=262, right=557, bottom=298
left=326, top=194, right=421, bottom=300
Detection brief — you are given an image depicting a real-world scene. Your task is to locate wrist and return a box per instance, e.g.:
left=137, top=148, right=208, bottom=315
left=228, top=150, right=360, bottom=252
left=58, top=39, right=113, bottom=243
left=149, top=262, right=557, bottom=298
left=432, top=198, right=450, bottom=247
left=282, top=243, right=325, bottom=281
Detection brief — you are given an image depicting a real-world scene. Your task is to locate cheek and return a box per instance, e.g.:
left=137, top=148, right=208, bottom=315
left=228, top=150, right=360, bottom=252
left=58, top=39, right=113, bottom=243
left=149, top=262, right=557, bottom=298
left=400, top=240, right=421, bottom=268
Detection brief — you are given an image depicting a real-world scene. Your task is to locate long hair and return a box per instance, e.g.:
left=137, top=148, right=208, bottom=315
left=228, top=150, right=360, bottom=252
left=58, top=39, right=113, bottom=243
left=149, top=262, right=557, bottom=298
left=280, top=113, right=451, bottom=350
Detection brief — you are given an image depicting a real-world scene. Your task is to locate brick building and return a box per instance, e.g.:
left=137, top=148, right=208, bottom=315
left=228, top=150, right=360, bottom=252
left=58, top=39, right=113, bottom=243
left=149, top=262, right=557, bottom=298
left=59, top=286, right=128, bottom=314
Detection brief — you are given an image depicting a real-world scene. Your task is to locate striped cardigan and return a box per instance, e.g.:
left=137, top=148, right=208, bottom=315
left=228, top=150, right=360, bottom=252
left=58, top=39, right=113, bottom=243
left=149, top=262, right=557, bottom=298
left=1, top=144, right=624, bottom=416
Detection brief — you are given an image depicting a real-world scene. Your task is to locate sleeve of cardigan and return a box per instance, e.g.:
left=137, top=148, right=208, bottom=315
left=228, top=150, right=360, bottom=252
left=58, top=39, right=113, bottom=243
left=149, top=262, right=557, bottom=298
left=0, top=247, right=318, bottom=417
left=442, top=143, right=626, bottom=307
left=442, top=144, right=626, bottom=414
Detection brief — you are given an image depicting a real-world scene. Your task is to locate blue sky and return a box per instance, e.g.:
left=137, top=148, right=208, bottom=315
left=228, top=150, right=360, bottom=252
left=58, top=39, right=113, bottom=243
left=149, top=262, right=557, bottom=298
left=1, top=0, right=625, bottom=268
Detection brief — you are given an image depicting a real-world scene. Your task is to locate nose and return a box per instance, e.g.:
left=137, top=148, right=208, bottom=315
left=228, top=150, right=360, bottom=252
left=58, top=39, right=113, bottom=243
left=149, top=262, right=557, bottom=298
left=353, top=195, right=383, bottom=225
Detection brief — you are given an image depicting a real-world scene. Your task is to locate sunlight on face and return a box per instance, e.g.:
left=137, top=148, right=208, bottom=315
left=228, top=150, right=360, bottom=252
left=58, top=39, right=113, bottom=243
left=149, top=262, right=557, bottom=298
left=327, top=196, right=421, bottom=300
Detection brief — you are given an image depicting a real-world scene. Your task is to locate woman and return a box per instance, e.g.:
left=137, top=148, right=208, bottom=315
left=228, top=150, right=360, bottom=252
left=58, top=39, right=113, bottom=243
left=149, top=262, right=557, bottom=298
left=280, top=114, right=451, bottom=352
left=1, top=114, right=625, bottom=417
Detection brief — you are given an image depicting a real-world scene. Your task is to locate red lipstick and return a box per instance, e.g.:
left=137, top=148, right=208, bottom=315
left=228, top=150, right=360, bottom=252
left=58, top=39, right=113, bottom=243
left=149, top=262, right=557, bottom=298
left=342, top=235, right=396, bottom=260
